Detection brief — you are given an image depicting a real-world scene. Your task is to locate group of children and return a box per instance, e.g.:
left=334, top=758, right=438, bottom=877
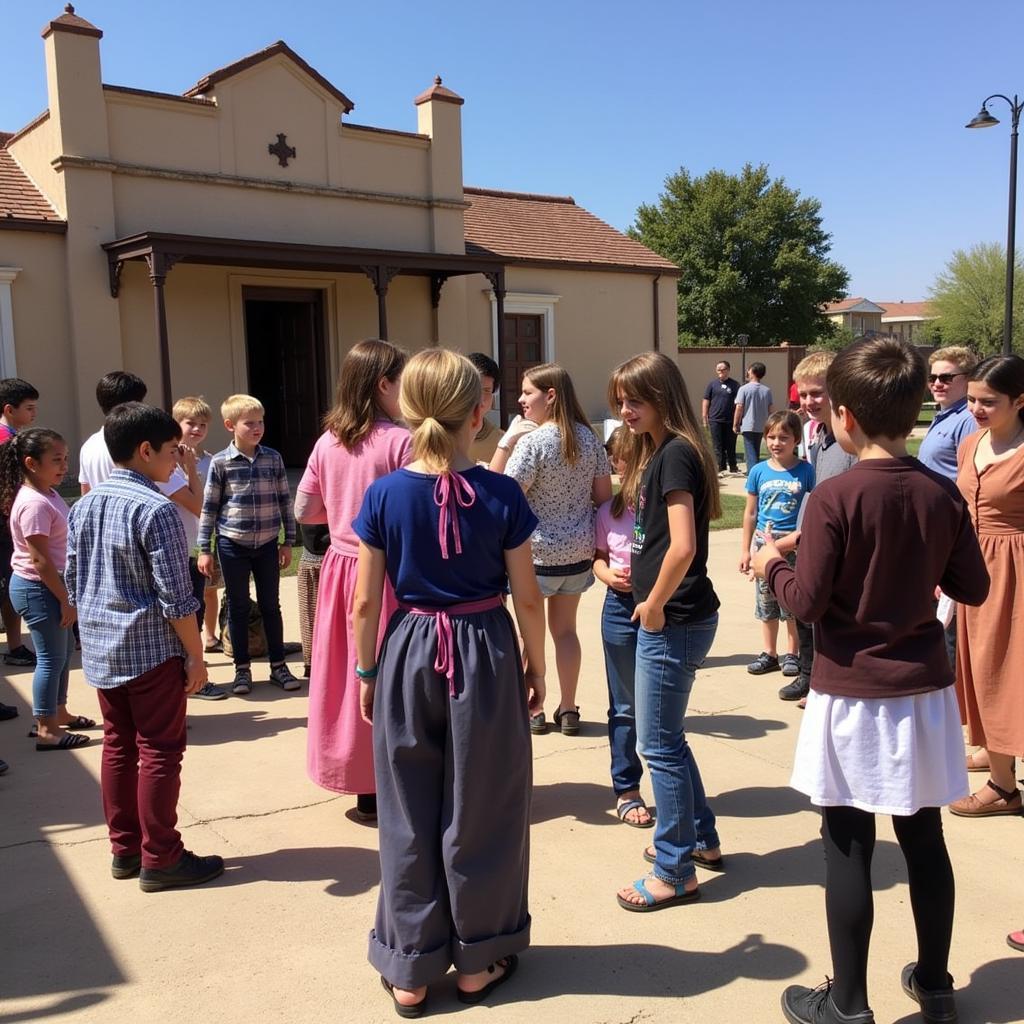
left=0, top=334, right=1019, bottom=1021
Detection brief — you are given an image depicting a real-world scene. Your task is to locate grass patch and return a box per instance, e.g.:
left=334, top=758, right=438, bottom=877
left=712, top=493, right=746, bottom=531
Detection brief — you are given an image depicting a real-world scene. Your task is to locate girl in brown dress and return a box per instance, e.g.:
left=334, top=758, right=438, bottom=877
left=951, top=354, right=1024, bottom=817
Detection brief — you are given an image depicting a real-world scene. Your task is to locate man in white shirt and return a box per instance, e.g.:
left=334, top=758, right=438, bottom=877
left=79, top=371, right=148, bottom=494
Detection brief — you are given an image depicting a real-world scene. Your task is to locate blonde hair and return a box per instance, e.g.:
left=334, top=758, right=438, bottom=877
left=607, top=352, right=721, bottom=521
left=400, top=349, right=482, bottom=472
left=172, top=396, right=212, bottom=422
left=523, top=362, right=591, bottom=464
left=930, top=346, right=978, bottom=374
left=323, top=339, right=407, bottom=450
left=221, top=394, right=263, bottom=423
left=605, top=425, right=635, bottom=519
left=793, top=351, right=834, bottom=384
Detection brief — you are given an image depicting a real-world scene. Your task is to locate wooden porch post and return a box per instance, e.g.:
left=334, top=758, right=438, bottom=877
left=145, top=252, right=173, bottom=411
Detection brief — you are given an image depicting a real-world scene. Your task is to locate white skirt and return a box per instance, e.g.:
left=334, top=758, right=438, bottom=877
left=791, top=687, right=969, bottom=816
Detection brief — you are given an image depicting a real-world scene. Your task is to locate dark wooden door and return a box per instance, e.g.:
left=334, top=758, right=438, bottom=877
left=500, top=313, right=544, bottom=425
left=243, top=287, right=328, bottom=467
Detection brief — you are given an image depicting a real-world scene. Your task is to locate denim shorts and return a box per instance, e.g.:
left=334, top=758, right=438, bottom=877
left=535, top=566, right=595, bottom=598
left=752, top=531, right=796, bottom=622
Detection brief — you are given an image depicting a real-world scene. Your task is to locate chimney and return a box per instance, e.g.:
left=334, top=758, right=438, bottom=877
left=42, top=4, right=109, bottom=160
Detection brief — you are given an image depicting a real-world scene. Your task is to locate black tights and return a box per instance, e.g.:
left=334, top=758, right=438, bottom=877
left=822, top=805, right=954, bottom=1015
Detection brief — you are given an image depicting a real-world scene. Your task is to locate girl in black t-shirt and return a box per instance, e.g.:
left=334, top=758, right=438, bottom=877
left=608, top=351, right=724, bottom=912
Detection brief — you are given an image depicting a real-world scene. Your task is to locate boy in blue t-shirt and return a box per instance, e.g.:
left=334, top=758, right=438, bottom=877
left=738, top=411, right=814, bottom=676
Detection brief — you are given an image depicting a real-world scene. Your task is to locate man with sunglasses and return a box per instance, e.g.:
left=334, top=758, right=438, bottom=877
left=918, top=346, right=979, bottom=670
left=918, top=346, right=979, bottom=478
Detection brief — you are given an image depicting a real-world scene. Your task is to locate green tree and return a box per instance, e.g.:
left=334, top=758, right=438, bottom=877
left=629, top=163, right=849, bottom=347
left=928, top=242, right=1024, bottom=354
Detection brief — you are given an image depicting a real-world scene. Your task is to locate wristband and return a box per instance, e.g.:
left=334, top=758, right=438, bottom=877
left=355, top=665, right=378, bottom=679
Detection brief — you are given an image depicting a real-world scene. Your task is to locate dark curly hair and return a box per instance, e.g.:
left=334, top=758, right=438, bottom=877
left=0, top=427, right=64, bottom=516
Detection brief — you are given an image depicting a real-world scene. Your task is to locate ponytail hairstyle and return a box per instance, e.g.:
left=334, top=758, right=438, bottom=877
left=605, top=425, right=635, bottom=519
left=607, top=352, right=721, bottom=521
left=400, top=348, right=482, bottom=473
left=970, top=353, right=1024, bottom=426
left=522, top=362, right=591, bottom=465
left=0, top=427, right=64, bottom=516
left=323, top=339, right=407, bottom=451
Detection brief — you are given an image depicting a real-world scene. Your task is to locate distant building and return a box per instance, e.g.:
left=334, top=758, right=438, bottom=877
left=878, top=301, right=936, bottom=343
left=823, top=297, right=886, bottom=336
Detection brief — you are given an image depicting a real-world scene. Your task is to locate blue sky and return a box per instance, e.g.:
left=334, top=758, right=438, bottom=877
left=5, top=0, right=1023, bottom=300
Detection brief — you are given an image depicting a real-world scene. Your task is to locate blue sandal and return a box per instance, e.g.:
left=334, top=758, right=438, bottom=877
left=616, top=874, right=700, bottom=912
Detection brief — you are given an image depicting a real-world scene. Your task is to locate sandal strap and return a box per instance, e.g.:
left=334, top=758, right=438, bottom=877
left=985, top=779, right=1020, bottom=801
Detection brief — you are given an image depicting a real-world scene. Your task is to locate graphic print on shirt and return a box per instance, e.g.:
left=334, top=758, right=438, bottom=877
left=758, top=477, right=805, bottom=521
left=632, top=481, right=647, bottom=557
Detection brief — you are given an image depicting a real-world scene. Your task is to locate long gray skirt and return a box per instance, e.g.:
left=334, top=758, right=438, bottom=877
left=368, top=604, right=532, bottom=989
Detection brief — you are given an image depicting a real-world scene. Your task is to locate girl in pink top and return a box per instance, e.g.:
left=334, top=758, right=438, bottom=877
left=0, top=429, right=93, bottom=750
left=295, top=340, right=411, bottom=819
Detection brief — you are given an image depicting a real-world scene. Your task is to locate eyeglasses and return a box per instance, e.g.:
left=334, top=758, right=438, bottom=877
left=928, top=372, right=965, bottom=385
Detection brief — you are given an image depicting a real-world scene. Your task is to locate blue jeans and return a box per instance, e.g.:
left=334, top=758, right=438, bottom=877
left=741, top=431, right=763, bottom=470
left=216, top=536, right=284, bottom=666
left=635, top=613, right=719, bottom=885
left=601, top=588, right=642, bottom=795
left=9, top=574, right=76, bottom=718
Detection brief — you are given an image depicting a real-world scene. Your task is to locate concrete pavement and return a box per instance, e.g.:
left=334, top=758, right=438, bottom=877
left=1, top=528, right=1021, bottom=1023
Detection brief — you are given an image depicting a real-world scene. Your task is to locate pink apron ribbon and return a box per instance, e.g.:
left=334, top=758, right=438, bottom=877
left=400, top=596, right=502, bottom=696
left=433, top=470, right=476, bottom=559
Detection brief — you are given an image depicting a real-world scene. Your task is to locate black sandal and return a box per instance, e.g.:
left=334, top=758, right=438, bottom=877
left=456, top=955, right=519, bottom=1004
left=36, top=732, right=90, bottom=751
left=380, top=976, right=426, bottom=1018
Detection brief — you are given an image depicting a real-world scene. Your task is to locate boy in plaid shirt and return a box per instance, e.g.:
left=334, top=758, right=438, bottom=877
left=197, top=395, right=299, bottom=695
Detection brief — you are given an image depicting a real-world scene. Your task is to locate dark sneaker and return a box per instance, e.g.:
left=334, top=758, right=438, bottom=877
left=900, top=963, right=958, bottom=1024
left=190, top=682, right=228, bottom=701
left=139, top=850, right=225, bottom=893
left=4, top=645, right=36, bottom=667
left=747, top=652, right=781, bottom=675
left=230, top=667, right=253, bottom=695
left=355, top=793, right=377, bottom=822
left=781, top=653, right=800, bottom=676
left=269, top=663, right=301, bottom=691
left=0, top=702, right=18, bottom=721
left=111, top=853, right=142, bottom=879
left=554, top=706, right=581, bottom=735
left=529, top=711, right=547, bottom=735
left=779, top=676, right=810, bottom=701
left=281, top=641, right=303, bottom=656
left=782, top=980, right=874, bottom=1024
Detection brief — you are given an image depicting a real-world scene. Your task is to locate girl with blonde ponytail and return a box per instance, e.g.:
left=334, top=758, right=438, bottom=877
left=352, top=348, right=546, bottom=1015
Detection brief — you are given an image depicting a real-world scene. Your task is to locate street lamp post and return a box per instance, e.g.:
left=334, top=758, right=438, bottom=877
left=967, top=93, right=1023, bottom=356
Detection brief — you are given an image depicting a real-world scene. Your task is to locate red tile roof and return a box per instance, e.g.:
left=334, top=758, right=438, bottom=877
left=878, top=301, right=935, bottom=320
left=0, top=145, right=63, bottom=228
left=463, top=187, right=679, bottom=273
left=823, top=297, right=867, bottom=313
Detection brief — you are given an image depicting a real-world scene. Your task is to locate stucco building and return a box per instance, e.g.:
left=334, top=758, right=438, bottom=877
left=0, top=6, right=679, bottom=463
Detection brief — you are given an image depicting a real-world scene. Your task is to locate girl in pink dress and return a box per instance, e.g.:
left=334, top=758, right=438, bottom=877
left=296, top=340, right=410, bottom=819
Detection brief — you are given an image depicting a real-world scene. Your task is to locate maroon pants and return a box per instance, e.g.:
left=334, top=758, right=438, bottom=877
left=96, top=657, right=187, bottom=869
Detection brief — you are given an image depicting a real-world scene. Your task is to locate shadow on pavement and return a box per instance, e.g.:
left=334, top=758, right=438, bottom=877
left=222, top=845, right=380, bottom=897
left=0, top=991, right=110, bottom=1023
left=711, top=785, right=812, bottom=818
left=515, top=934, right=807, bottom=1001
left=530, top=781, right=619, bottom=827
left=703, top=653, right=764, bottom=669
left=687, top=713, right=788, bottom=740
left=184, top=709, right=306, bottom=745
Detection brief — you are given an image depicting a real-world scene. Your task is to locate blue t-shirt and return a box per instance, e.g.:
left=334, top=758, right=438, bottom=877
left=918, top=399, right=977, bottom=480
left=746, top=459, right=815, bottom=533
left=353, top=466, right=538, bottom=606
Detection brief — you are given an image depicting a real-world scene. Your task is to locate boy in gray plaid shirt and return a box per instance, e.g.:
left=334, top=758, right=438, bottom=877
left=198, top=395, right=299, bottom=695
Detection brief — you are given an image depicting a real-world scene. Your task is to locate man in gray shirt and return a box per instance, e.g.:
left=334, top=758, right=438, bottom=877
left=733, top=362, right=774, bottom=472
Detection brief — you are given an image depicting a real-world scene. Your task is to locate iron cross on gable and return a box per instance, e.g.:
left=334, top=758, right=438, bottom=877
left=268, top=133, right=296, bottom=167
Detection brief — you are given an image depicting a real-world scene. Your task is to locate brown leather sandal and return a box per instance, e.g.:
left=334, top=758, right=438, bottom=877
left=949, top=779, right=1022, bottom=817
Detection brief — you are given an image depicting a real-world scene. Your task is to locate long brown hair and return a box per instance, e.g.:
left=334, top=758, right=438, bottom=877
left=607, top=352, right=721, bottom=520
left=0, top=428, right=64, bottom=517
left=606, top=425, right=635, bottom=519
left=323, top=339, right=407, bottom=450
left=523, top=362, right=591, bottom=464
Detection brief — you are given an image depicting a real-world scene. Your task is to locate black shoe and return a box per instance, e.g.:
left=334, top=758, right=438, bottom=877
left=782, top=980, right=874, bottom=1024
left=111, top=853, right=142, bottom=879
left=901, top=963, right=957, bottom=1024
left=747, top=651, right=781, bottom=675
left=781, top=653, right=801, bottom=676
left=0, top=702, right=18, bottom=721
left=4, top=645, right=36, bottom=667
left=355, top=793, right=377, bottom=822
left=779, top=676, right=810, bottom=701
left=139, top=850, right=225, bottom=892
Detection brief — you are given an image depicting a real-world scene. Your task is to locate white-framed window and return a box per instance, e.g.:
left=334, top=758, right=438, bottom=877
left=0, top=268, right=21, bottom=377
